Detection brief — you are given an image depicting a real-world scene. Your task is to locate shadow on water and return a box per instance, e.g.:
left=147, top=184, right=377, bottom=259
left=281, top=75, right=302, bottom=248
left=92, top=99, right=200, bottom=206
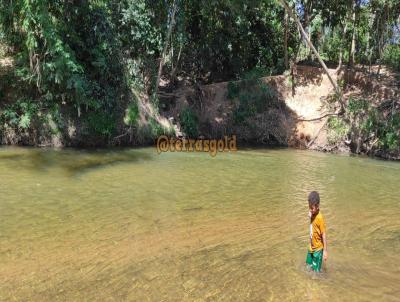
left=0, top=148, right=153, bottom=175
left=59, top=150, right=153, bottom=176
left=0, top=152, right=26, bottom=161
left=0, top=149, right=48, bottom=171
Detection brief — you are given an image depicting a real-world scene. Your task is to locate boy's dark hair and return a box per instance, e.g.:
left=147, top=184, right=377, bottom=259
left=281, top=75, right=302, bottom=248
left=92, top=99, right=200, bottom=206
left=308, top=191, right=320, bottom=206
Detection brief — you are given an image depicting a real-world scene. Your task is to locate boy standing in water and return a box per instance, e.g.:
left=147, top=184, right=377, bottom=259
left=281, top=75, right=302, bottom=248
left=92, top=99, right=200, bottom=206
left=306, top=191, right=328, bottom=272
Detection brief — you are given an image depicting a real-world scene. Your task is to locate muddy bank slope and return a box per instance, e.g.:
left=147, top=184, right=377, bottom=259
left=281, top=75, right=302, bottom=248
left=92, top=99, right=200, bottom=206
left=160, top=65, right=399, bottom=159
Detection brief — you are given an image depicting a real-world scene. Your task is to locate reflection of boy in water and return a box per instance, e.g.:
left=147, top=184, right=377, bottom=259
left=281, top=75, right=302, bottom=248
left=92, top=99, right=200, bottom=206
left=306, top=191, right=328, bottom=272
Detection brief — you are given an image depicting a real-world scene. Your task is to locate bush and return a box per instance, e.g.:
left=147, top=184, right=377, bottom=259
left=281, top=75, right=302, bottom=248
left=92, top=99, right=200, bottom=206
left=124, top=101, right=140, bottom=126
left=227, top=81, right=240, bottom=100
left=338, top=97, right=400, bottom=152
left=327, top=116, right=350, bottom=144
left=86, top=111, right=116, bottom=137
left=180, top=107, right=198, bottom=138
left=0, top=99, right=39, bottom=129
left=383, top=44, right=400, bottom=71
left=378, top=112, right=400, bottom=151
left=148, top=117, right=164, bottom=138
left=135, top=116, right=174, bottom=143
left=229, top=79, right=278, bottom=124
left=347, top=97, right=369, bottom=115
left=241, top=66, right=273, bottom=80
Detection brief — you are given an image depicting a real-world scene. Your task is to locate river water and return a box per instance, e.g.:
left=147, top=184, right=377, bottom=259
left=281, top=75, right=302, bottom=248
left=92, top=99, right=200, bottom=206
left=0, top=147, right=399, bottom=301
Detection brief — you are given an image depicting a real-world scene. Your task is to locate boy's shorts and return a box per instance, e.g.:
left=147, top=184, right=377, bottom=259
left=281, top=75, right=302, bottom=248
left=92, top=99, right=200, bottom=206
left=306, top=249, right=323, bottom=272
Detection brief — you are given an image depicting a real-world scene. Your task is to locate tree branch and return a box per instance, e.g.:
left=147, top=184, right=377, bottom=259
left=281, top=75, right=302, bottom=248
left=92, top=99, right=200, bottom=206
left=154, top=0, right=178, bottom=95
left=297, top=112, right=339, bottom=122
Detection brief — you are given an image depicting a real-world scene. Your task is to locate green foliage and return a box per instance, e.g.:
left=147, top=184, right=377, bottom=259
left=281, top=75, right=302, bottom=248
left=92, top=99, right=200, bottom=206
left=227, top=81, right=240, bottom=100
left=86, top=111, right=116, bottom=137
left=327, top=116, right=349, bottom=144
left=124, top=102, right=140, bottom=126
left=0, top=99, right=39, bottom=129
left=136, top=116, right=174, bottom=142
left=241, top=66, right=274, bottom=81
left=0, top=0, right=125, bottom=114
left=46, top=104, right=63, bottom=135
left=320, top=26, right=344, bottom=63
left=148, top=117, right=165, bottom=138
left=120, top=1, right=162, bottom=56
left=180, top=107, right=198, bottom=138
left=360, top=107, right=378, bottom=133
left=383, top=44, right=400, bottom=71
left=228, top=79, right=278, bottom=124
left=343, top=97, right=400, bottom=152
left=347, top=97, right=369, bottom=114
left=178, top=0, right=287, bottom=80
left=119, top=0, right=163, bottom=91
left=376, top=112, right=400, bottom=151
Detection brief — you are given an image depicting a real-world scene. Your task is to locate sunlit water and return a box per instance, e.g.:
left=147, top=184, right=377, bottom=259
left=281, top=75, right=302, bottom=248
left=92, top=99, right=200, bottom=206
left=0, top=147, right=399, bottom=301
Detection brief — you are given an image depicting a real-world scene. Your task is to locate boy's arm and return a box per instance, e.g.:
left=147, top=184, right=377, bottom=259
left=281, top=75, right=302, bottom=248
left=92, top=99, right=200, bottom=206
left=322, top=232, right=328, bottom=260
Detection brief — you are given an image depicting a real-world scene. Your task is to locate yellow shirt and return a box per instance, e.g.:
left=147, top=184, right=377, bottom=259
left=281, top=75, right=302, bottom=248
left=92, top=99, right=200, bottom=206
left=309, top=211, right=326, bottom=252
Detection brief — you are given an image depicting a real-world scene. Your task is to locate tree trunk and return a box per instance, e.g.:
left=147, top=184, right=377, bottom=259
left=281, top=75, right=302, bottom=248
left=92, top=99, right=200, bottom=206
left=348, top=1, right=357, bottom=67
left=170, top=41, right=183, bottom=83
left=284, top=10, right=289, bottom=69
left=337, top=21, right=347, bottom=71
left=376, top=1, right=388, bottom=77
left=155, top=0, right=178, bottom=95
left=365, top=8, right=375, bottom=72
left=303, top=2, right=311, bottom=61
left=279, top=0, right=344, bottom=112
left=366, top=27, right=372, bottom=73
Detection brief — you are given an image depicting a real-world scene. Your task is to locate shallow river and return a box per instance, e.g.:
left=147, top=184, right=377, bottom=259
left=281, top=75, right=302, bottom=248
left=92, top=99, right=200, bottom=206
left=0, top=147, right=399, bottom=301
